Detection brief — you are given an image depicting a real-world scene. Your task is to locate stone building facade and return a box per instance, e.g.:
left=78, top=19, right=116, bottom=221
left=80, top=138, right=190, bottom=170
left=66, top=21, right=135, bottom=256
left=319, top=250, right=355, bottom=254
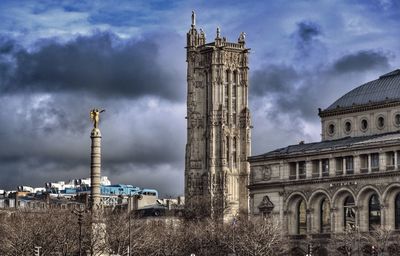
left=249, top=70, right=400, bottom=241
left=185, top=12, right=251, bottom=220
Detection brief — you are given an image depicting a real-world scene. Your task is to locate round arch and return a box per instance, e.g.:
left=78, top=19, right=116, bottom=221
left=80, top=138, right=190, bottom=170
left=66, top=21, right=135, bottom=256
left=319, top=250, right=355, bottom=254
left=307, top=190, right=331, bottom=233
left=286, top=192, right=308, bottom=235
left=382, top=183, right=400, bottom=230
left=356, top=185, right=381, bottom=232
left=332, top=188, right=356, bottom=233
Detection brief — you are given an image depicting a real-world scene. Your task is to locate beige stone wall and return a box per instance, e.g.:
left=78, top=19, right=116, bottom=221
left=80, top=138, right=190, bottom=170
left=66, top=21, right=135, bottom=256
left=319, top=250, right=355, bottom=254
left=321, top=105, right=400, bottom=141
left=250, top=142, right=400, bottom=234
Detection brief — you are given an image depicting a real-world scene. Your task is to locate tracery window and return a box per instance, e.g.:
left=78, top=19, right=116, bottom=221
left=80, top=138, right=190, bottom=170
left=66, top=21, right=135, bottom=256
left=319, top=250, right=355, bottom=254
left=233, top=137, right=237, bottom=168
left=298, top=200, right=307, bottom=235
left=320, top=198, right=331, bottom=233
left=233, top=70, right=238, bottom=84
left=369, top=193, right=381, bottom=230
left=225, top=136, right=229, bottom=164
left=344, top=196, right=355, bottom=230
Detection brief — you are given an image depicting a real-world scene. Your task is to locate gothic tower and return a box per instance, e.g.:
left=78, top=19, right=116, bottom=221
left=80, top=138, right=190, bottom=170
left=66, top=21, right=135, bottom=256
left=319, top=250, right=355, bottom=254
left=185, top=11, right=251, bottom=220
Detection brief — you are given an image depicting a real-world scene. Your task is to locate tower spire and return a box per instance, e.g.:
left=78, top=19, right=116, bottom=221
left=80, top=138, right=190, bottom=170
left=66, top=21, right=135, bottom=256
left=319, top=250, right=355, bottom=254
left=191, top=10, right=196, bottom=28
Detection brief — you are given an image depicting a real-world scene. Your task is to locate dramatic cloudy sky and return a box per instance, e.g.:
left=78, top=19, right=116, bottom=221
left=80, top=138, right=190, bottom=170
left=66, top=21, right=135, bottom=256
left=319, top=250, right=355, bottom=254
left=0, top=0, right=399, bottom=196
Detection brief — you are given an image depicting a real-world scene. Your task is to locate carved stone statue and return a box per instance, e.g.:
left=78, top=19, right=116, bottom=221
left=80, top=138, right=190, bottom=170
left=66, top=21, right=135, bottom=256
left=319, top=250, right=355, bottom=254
left=90, top=109, right=105, bottom=128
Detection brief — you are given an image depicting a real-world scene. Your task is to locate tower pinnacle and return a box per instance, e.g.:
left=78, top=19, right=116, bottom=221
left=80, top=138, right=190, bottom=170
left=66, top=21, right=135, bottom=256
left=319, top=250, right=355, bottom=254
left=191, top=10, right=196, bottom=28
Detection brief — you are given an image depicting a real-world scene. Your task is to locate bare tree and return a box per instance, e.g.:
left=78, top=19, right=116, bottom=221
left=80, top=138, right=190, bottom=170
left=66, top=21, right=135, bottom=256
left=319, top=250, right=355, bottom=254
left=222, top=216, right=289, bottom=256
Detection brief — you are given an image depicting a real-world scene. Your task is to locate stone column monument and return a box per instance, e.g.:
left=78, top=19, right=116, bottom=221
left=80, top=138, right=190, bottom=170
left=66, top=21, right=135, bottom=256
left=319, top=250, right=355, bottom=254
left=89, top=108, right=107, bottom=255
left=90, top=108, right=104, bottom=210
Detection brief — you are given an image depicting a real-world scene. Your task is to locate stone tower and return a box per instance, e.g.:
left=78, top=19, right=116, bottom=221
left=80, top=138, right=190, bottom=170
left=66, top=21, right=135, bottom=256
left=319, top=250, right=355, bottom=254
left=185, top=11, right=251, bottom=220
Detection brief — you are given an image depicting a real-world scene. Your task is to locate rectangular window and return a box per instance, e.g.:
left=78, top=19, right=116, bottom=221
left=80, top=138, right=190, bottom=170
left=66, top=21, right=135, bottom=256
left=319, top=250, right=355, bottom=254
left=386, top=152, right=395, bottom=171
left=346, top=156, right=354, bottom=175
left=371, top=153, right=379, bottom=172
left=289, top=162, right=296, bottom=180
left=336, top=157, right=343, bottom=175
left=312, top=160, right=320, bottom=178
left=360, top=154, right=369, bottom=173
left=298, top=161, right=306, bottom=179
left=321, top=159, right=329, bottom=177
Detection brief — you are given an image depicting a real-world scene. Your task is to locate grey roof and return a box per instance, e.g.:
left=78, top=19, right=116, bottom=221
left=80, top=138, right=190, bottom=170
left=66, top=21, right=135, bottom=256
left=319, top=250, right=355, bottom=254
left=250, top=132, right=400, bottom=160
left=325, top=69, right=400, bottom=111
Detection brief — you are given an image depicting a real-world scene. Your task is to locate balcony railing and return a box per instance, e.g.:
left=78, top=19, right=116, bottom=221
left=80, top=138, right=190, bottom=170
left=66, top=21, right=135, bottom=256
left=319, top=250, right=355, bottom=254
left=299, top=174, right=306, bottom=179
left=387, top=165, right=395, bottom=171
left=371, top=167, right=379, bottom=172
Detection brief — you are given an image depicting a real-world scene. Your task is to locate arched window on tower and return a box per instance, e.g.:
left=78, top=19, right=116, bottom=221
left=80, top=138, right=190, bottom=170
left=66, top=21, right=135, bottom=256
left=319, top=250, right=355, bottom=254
left=233, top=70, right=238, bottom=84
left=320, top=198, right=331, bottom=233
left=297, top=200, right=307, bottom=235
left=225, top=136, right=229, bottom=165
left=233, top=137, right=237, bottom=168
left=395, top=193, right=400, bottom=229
left=369, top=193, right=381, bottom=230
left=344, top=196, right=355, bottom=230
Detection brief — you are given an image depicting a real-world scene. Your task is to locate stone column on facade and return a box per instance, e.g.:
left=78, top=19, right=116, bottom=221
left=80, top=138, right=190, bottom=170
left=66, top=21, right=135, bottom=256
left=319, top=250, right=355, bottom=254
left=343, top=157, right=347, bottom=175
left=379, top=152, right=385, bottom=171
left=395, top=151, right=398, bottom=170
left=306, top=161, right=312, bottom=179
left=329, top=158, right=336, bottom=176
left=330, top=207, right=336, bottom=233
left=354, top=155, right=360, bottom=174
left=296, top=162, right=299, bottom=180
left=380, top=204, right=386, bottom=229
left=319, top=160, right=322, bottom=177
left=368, top=154, right=372, bottom=173
left=306, top=208, right=312, bottom=233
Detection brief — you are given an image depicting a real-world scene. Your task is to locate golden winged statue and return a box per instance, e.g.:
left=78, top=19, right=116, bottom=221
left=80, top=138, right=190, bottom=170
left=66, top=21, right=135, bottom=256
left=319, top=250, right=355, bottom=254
left=90, top=108, right=105, bottom=128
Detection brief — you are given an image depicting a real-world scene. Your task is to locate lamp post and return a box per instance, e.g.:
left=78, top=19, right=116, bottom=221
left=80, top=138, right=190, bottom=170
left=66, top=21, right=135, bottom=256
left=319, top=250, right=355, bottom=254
left=72, top=205, right=86, bottom=256
left=128, top=190, right=134, bottom=256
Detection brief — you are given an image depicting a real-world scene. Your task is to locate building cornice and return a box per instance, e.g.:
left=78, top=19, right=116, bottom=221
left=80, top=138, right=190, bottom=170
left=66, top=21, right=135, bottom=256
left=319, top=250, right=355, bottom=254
left=248, top=170, right=400, bottom=190
left=248, top=135, right=400, bottom=162
left=318, top=100, right=400, bottom=118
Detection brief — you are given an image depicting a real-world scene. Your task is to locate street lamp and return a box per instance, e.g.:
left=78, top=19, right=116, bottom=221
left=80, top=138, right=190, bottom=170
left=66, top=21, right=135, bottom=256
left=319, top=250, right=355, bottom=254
left=128, top=190, right=135, bottom=256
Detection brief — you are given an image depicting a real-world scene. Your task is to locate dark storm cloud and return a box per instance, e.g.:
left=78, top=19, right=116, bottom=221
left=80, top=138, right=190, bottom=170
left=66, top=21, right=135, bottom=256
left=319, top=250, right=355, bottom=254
left=333, top=50, right=390, bottom=73
left=0, top=32, right=183, bottom=101
left=250, top=65, right=299, bottom=95
left=292, top=20, right=322, bottom=56
left=296, top=21, right=322, bottom=42
left=250, top=64, right=317, bottom=120
left=0, top=93, right=185, bottom=193
left=250, top=49, right=392, bottom=122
